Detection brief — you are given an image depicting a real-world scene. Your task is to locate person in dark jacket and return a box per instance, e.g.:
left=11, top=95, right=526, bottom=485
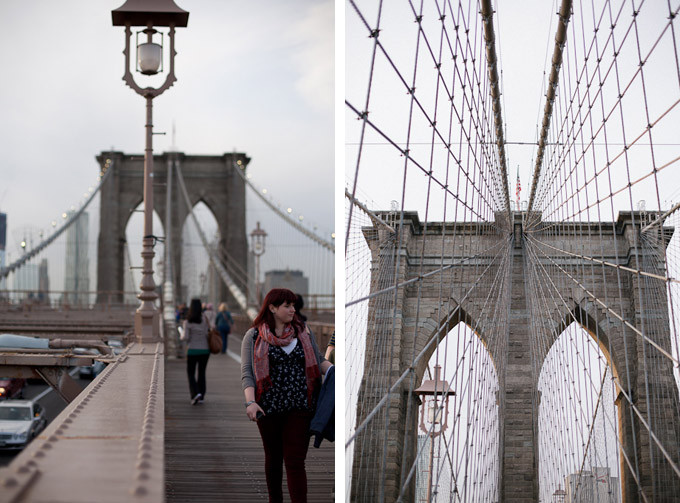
left=310, top=365, right=334, bottom=447
left=241, top=288, right=332, bottom=503
left=215, top=302, right=234, bottom=353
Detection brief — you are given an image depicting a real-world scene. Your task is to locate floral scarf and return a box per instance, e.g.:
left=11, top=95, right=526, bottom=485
left=253, top=322, right=321, bottom=405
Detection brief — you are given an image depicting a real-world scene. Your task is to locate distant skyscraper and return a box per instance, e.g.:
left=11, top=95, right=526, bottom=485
left=415, top=434, right=432, bottom=502
left=14, top=263, right=39, bottom=299
left=38, top=258, right=49, bottom=302
left=565, top=466, right=620, bottom=503
left=63, top=211, right=90, bottom=305
left=0, top=212, right=6, bottom=291
left=264, top=269, right=308, bottom=296
left=414, top=433, right=453, bottom=503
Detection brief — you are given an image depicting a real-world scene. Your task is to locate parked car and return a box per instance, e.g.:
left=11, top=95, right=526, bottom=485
left=0, top=399, right=47, bottom=449
left=0, top=377, right=25, bottom=400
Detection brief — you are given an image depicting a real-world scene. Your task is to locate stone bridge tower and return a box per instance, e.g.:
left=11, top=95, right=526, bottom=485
left=352, top=210, right=680, bottom=502
left=95, top=151, right=250, bottom=308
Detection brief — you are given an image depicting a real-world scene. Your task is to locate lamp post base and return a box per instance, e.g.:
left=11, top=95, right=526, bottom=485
left=135, top=309, right=160, bottom=343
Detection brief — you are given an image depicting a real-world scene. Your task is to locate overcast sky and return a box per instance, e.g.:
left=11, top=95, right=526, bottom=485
left=0, top=0, right=334, bottom=259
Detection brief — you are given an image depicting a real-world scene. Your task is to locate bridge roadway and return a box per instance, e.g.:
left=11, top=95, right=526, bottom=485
left=0, top=329, right=334, bottom=502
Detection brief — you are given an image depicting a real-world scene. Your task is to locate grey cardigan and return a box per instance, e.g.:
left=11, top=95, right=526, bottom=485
left=181, top=317, right=210, bottom=351
left=240, top=326, right=327, bottom=391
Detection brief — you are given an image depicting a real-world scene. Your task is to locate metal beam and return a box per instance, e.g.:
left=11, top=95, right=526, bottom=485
left=33, top=367, right=83, bottom=403
left=480, top=0, right=511, bottom=212
left=527, top=0, right=573, bottom=212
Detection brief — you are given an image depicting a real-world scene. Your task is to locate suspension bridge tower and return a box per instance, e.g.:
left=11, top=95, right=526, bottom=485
left=352, top=210, right=680, bottom=502
left=95, top=151, right=250, bottom=310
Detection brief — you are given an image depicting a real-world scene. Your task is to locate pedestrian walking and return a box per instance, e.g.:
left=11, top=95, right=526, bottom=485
left=204, top=302, right=216, bottom=328
left=241, top=288, right=332, bottom=503
left=215, top=302, right=234, bottom=353
left=181, top=298, right=211, bottom=405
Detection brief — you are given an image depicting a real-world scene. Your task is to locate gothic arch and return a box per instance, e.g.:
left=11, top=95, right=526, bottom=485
left=543, top=303, right=621, bottom=385
left=414, top=305, right=498, bottom=387
left=179, top=200, right=220, bottom=301
left=124, top=203, right=166, bottom=290
left=536, top=318, right=622, bottom=502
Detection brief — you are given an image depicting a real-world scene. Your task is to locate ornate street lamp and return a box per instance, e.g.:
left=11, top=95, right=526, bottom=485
left=111, top=0, right=189, bottom=342
left=414, top=365, right=454, bottom=503
left=552, top=485, right=567, bottom=502
left=250, top=222, right=267, bottom=304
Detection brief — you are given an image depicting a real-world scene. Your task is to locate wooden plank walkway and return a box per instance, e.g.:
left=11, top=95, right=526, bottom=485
left=165, top=343, right=335, bottom=502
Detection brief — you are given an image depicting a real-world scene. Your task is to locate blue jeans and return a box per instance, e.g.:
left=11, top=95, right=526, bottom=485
left=218, top=327, right=230, bottom=353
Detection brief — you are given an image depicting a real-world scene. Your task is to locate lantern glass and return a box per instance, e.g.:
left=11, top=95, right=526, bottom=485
left=138, top=42, right=162, bottom=75
left=427, top=399, right=443, bottom=425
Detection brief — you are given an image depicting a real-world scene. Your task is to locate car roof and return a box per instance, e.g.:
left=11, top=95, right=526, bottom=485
left=0, top=400, right=33, bottom=407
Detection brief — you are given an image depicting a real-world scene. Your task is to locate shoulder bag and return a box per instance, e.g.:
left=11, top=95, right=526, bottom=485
left=206, top=315, right=222, bottom=354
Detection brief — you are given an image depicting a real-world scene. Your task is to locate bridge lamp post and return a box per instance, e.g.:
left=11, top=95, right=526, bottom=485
left=250, top=222, right=267, bottom=305
left=552, top=485, right=567, bottom=502
left=111, top=0, right=189, bottom=342
left=199, top=272, right=207, bottom=299
left=414, top=365, right=454, bottom=503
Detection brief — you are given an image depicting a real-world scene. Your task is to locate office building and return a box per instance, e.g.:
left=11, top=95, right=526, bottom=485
left=264, top=269, right=308, bottom=296
left=565, top=466, right=620, bottom=502
left=63, top=211, right=90, bottom=305
left=0, top=212, right=6, bottom=292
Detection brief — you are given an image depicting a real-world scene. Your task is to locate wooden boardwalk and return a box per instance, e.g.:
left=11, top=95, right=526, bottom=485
left=165, top=343, right=335, bottom=502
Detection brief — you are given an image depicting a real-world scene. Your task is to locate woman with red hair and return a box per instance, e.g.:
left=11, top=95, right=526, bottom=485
left=241, top=288, right=332, bottom=503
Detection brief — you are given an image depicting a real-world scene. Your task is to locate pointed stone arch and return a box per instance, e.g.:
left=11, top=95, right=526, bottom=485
left=179, top=200, right=220, bottom=301
left=537, top=319, right=622, bottom=502
left=124, top=202, right=166, bottom=298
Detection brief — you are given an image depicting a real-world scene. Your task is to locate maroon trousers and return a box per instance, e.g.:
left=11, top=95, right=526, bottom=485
left=256, top=409, right=313, bottom=503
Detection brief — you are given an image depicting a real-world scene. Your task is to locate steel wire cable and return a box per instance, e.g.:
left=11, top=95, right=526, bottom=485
left=526, top=1, right=680, bottom=499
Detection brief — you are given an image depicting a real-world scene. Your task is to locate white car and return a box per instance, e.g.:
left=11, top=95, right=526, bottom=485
left=0, top=400, right=47, bottom=449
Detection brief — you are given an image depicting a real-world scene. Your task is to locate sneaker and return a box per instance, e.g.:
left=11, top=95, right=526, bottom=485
left=198, top=396, right=204, bottom=404
left=191, top=394, right=201, bottom=405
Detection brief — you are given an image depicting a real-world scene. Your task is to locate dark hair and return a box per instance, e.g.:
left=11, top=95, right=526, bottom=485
left=251, top=288, right=303, bottom=333
left=294, top=294, right=307, bottom=322
left=187, top=298, right=203, bottom=324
